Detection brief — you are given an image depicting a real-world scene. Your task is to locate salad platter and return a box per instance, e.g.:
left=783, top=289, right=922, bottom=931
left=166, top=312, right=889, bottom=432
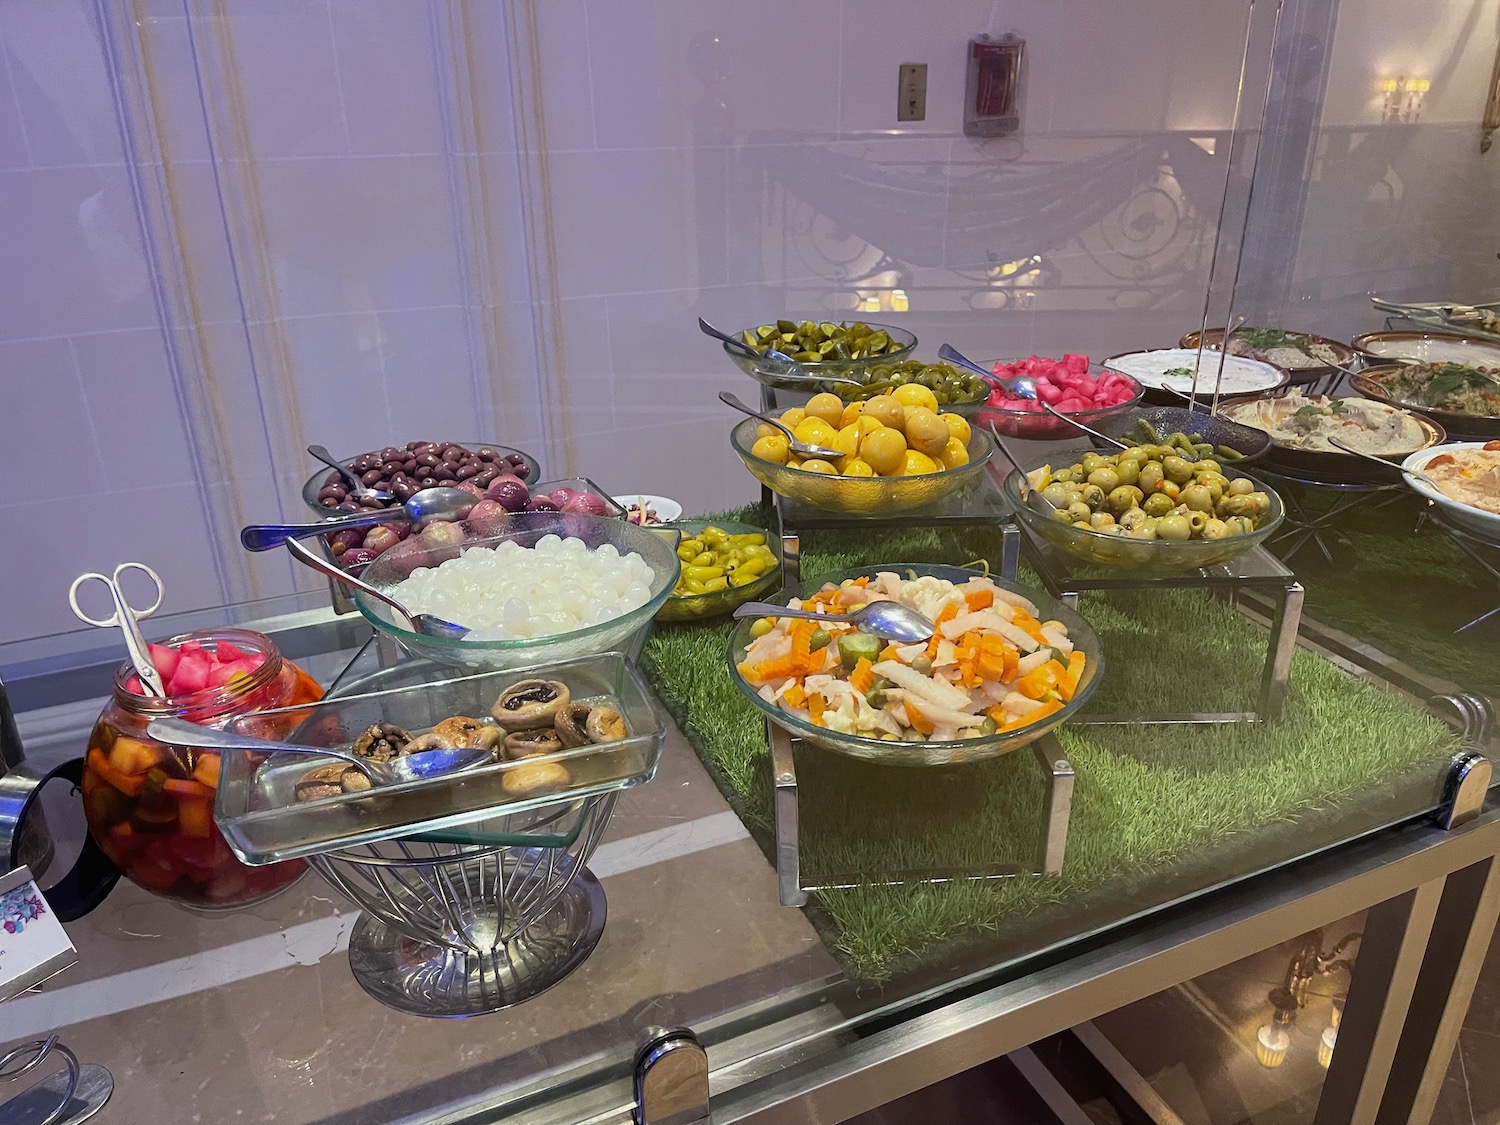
left=1351, top=362, right=1500, bottom=441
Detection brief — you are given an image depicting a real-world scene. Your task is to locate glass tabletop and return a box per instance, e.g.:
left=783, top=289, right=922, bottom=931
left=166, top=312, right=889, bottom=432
left=0, top=567, right=1478, bottom=1124
left=1020, top=526, right=1295, bottom=591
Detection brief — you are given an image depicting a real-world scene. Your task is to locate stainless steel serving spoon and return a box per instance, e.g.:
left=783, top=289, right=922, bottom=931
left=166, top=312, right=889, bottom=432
left=985, top=423, right=1059, bottom=517
left=719, top=392, right=845, bottom=460
left=240, top=487, right=474, bottom=551
left=308, top=443, right=392, bottom=502
left=147, top=717, right=493, bottom=786
left=283, top=537, right=472, bottom=640
left=939, top=343, right=1035, bottom=400
left=698, top=318, right=864, bottom=388
left=1327, top=436, right=1444, bottom=490
left=1039, top=403, right=1135, bottom=452
left=732, top=599, right=936, bottom=643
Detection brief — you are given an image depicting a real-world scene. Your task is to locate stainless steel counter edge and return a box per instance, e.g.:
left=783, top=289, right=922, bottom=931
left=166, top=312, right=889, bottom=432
left=387, top=803, right=1500, bottom=1125
left=707, top=803, right=1500, bottom=1125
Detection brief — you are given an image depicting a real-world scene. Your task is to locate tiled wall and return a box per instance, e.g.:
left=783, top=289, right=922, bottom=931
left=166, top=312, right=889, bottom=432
left=1, top=0, right=1492, bottom=644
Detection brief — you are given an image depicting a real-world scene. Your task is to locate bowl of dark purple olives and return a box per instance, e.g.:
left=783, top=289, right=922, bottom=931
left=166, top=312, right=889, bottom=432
left=302, top=440, right=550, bottom=574
left=301, top=441, right=629, bottom=574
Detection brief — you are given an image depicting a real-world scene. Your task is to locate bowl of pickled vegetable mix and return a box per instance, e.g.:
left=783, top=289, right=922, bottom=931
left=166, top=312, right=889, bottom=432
left=727, top=563, right=1103, bottom=767
left=655, top=520, right=782, bottom=622
left=725, top=319, right=917, bottom=391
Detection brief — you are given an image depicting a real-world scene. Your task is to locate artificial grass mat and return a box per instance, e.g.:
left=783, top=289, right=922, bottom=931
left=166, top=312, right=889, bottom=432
left=642, top=509, right=1464, bottom=985
left=1281, top=489, right=1500, bottom=701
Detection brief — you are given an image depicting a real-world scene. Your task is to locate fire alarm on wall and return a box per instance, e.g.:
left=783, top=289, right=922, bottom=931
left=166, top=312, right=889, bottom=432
left=965, top=33, right=1025, bottom=136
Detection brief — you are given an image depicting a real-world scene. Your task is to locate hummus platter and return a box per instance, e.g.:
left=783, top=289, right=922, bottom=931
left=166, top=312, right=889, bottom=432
left=1219, top=390, right=1444, bottom=484
left=1402, top=441, right=1500, bottom=539
left=1422, top=443, right=1500, bottom=514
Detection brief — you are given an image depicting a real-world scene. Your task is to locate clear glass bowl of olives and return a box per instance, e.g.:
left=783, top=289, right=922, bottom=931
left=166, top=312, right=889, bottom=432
left=723, top=319, right=917, bottom=391
left=655, top=520, right=783, bottom=623
left=1001, top=444, right=1284, bottom=572
left=840, top=359, right=990, bottom=416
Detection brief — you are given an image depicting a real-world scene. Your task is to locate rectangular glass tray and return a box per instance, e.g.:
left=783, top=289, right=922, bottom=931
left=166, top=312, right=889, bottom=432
left=214, top=651, right=665, bottom=864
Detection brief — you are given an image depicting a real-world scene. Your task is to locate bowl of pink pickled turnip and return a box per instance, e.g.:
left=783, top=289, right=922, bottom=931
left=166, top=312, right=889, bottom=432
left=976, top=354, right=1144, bottom=440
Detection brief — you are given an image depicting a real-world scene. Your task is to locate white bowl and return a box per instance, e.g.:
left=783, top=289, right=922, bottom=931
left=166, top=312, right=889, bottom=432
left=1105, top=348, right=1287, bottom=397
left=1402, top=442, right=1500, bottom=540
left=612, top=494, right=683, bottom=524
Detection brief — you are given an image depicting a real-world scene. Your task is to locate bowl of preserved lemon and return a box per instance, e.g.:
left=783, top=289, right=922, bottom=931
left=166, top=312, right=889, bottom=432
left=729, top=389, right=994, bottom=515
left=655, top=520, right=783, bottom=622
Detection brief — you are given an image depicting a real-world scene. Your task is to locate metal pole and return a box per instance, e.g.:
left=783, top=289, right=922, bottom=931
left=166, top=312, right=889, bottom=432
left=1378, top=856, right=1500, bottom=1123
left=1315, top=881, right=1444, bottom=1125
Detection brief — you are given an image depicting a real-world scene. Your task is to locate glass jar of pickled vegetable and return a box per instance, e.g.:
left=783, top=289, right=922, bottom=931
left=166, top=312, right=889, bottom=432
left=81, top=629, right=321, bottom=908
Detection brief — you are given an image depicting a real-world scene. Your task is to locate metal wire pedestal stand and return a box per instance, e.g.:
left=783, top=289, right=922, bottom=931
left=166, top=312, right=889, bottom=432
left=311, top=794, right=617, bottom=1017
left=0, top=1035, right=112, bottom=1125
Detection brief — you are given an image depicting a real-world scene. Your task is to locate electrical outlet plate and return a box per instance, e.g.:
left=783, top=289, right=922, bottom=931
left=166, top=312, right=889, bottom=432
left=898, top=63, right=927, bottom=122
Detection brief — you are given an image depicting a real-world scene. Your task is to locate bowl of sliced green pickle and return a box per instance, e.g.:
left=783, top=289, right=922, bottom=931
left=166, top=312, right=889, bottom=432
left=837, top=358, right=990, bottom=416
left=724, top=318, right=917, bottom=391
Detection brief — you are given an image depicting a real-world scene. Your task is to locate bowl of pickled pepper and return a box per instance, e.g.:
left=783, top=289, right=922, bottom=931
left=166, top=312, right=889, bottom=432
left=655, top=520, right=783, bottom=622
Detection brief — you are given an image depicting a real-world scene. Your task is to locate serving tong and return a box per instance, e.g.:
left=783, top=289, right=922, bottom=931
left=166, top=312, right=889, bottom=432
left=1371, top=296, right=1500, bottom=341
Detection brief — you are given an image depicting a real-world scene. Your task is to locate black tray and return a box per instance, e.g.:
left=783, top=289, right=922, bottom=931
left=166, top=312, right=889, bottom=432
left=1087, top=406, right=1272, bottom=464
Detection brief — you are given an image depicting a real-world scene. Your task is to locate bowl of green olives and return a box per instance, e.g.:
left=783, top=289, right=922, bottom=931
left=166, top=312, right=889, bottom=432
left=724, top=318, right=917, bottom=391
left=1001, top=444, right=1284, bottom=572
left=836, top=359, right=990, bottom=416
left=655, top=520, right=783, bottom=622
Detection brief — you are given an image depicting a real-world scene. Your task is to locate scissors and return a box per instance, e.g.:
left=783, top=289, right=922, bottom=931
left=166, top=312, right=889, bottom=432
left=68, top=563, right=166, bottom=696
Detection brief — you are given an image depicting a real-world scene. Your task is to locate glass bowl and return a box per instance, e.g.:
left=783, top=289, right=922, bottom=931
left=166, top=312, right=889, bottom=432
left=1001, top=446, right=1284, bottom=572
left=317, top=476, right=624, bottom=577
left=655, top=518, right=783, bottom=623
left=976, top=360, right=1146, bottom=440
left=723, top=320, right=917, bottom=392
left=217, top=652, right=665, bottom=864
left=729, top=417, right=993, bottom=515
left=835, top=359, right=990, bottom=417
left=301, top=441, right=541, bottom=515
left=353, top=514, right=682, bottom=668
left=725, top=563, right=1103, bottom=767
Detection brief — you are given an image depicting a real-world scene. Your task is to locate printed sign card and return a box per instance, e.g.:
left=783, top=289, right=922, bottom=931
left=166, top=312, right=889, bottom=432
left=0, top=866, right=77, bottom=1004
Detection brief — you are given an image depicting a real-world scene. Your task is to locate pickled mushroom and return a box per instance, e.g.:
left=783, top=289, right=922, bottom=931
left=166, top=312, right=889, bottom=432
left=491, top=679, right=571, bottom=730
